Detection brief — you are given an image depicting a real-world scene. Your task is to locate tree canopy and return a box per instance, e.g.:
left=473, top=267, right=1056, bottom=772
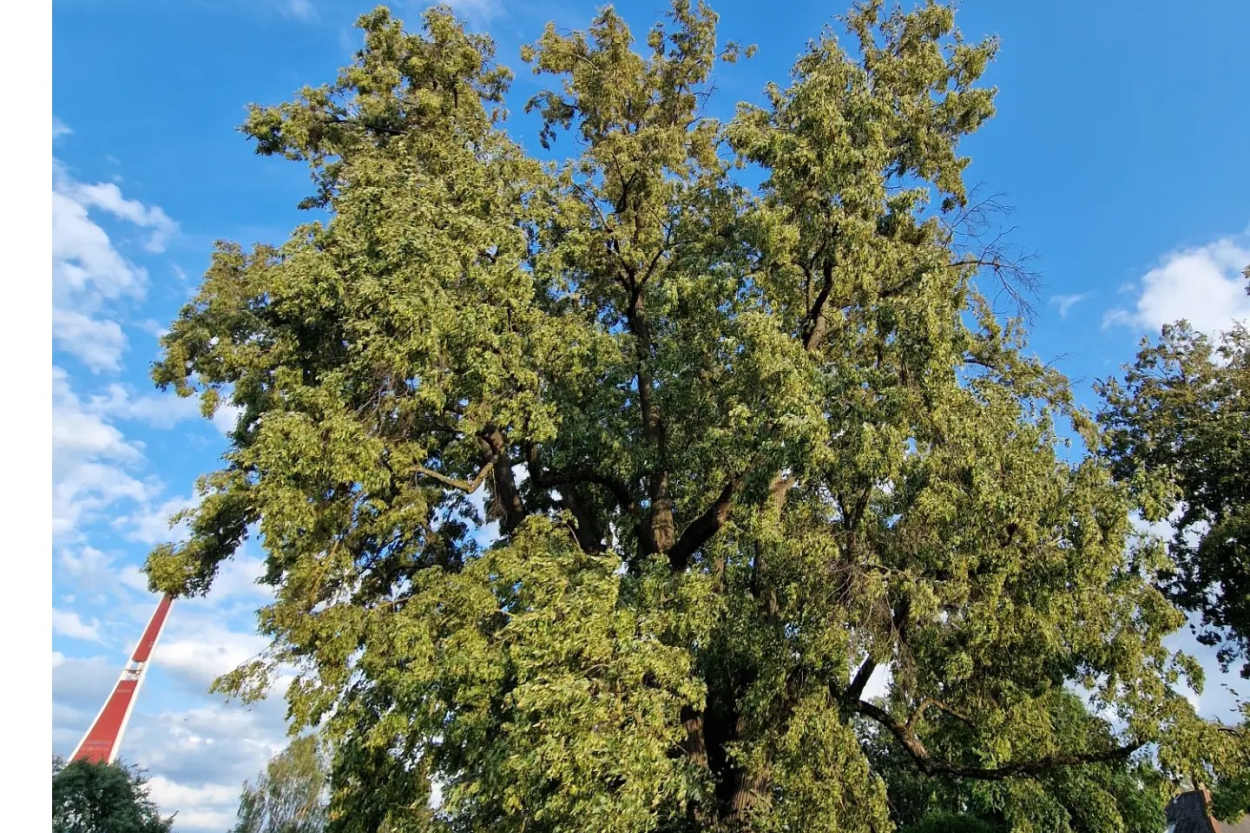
left=52, top=756, right=175, bottom=833
left=232, top=735, right=330, bottom=833
left=866, top=690, right=1168, bottom=833
left=1097, top=317, right=1250, bottom=677
left=146, top=2, right=1250, bottom=831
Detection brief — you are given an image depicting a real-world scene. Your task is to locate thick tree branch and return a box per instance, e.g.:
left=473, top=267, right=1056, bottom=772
left=668, top=476, right=741, bottom=571
left=533, top=466, right=639, bottom=512
left=478, top=429, right=526, bottom=534
left=801, top=261, right=836, bottom=351
left=317, top=113, right=408, bottom=137
left=845, top=658, right=878, bottom=703
left=853, top=699, right=1142, bottom=781
left=624, top=287, right=678, bottom=558
left=414, top=461, right=494, bottom=493
left=559, top=485, right=607, bottom=553
left=906, top=697, right=974, bottom=731
left=844, top=597, right=910, bottom=701
left=522, top=447, right=609, bottom=553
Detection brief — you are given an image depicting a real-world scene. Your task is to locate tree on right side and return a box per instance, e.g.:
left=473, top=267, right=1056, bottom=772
left=1096, top=308, right=1250, bottom=677
left=1097, top=281, right=1250, bottom=824
left=232, top=735, right=329, bottom=833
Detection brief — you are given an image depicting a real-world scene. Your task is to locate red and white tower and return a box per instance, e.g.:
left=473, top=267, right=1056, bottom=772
left=69, top=595, right=174, bottom=765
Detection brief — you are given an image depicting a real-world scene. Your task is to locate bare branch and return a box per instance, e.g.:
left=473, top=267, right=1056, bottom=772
left=906, top=697, right=974, bottom=731
left=414, top=461, right=494, bottom=493
left=940, top=185, right=1041, bottom=320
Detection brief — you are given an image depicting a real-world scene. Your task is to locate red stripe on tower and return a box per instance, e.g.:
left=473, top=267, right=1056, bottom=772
left=69, top=595, right=174, bottom=765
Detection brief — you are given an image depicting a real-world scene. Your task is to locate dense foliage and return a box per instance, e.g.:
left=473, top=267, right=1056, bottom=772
left=867, top=691, right=1168, bottom=833
left=52, top=756, right=174, bottom=833
left=146, top=2, right=1250, bottom=830
left=232, top=735, right=330, bottom=833
left=1097, top=317, right=1250, bottom=677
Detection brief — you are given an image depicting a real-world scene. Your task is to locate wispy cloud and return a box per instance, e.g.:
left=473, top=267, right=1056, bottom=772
left=63, top=179, right=178, bottom=253
left=1105, top=233, right=1250, bottom=334
left=1049, top=292, right=1089, bottom=318
left=51, top=150, right=178, bottom=371
left=59, top=545, right=125, bottom=591
left=52, top=367, right=151, bottom=538
left=280, top=0, right=316, bottom=22
left=52, top=609, right=105, bottom=644
left=120, top=494, right=201, bottom=547
left=87, top=383, right=204, bottom=429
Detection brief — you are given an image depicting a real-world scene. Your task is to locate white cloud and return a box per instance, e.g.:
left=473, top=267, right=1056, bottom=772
left=139, top=318, right=171, bottom=338
left=89, top=384, right=204, bottom=429
left=51, top=155, right=177, bottom=373
left=146, top=776, right=240, bottom=814
left=147, top=777, right=240, bottom=832
left=53, top=652, right=291, bottom=833
left=52, top=188, right=145, bottom=300
left=52, top=367, right=152, bottom=539
left=54, top=463, right=152, bottom=539
left=1049, top=293, right=1088, bottom=318
left=53, top=115, right=73, bottom=139
left=63, top=179, right=178, bottom=253
left=156, top=623, right=270, bottom=693
left=122, top=494, right=200, bottom=546
left=162, top=803, right=237, bottom=833
left=122, top=700, right=289, bottom=831
left=1162, top=624, right=1246, bottom=723
left=120, top=564, right=154, bottom=594
left=58, top=545, right=121, bottom=588
left=1106, top=235, right=1250, bottom=334
left=53, top=656, right=119, bottom=713
left=53, top=368, right=142, bottom=467
left=281, top=0, right=316, bottom=21
left=52, top=608, right=105, bottom=643
left=861, top=663, right=892, bottom=701
left=53, top=700, right=100, bottom=751
left=51, top=367, right=218, bottom=542
left=52, top=308, right=128, bottom=372
left=47, top=136, right=288, bottom=833
left=211, top=402, right=244, bottom=436
left=206, top=554, right=272, bottom=603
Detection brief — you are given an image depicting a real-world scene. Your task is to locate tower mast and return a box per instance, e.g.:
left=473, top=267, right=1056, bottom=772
left=69, top=594, right=174, bottom=765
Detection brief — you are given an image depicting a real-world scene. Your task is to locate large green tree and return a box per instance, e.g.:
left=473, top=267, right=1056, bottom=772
left=52, top=756, right=174, bottom=833
left=1097, top=316, right=1250, bottom=676
left=146, top=2, right=1248, bottom=831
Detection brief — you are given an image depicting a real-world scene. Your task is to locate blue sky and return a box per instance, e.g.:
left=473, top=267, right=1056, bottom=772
left=51, top=1, right=1250, bottom=829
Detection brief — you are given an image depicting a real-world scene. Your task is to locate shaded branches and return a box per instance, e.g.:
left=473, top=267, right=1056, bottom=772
left=854, top=699, right=1143, bottom=781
